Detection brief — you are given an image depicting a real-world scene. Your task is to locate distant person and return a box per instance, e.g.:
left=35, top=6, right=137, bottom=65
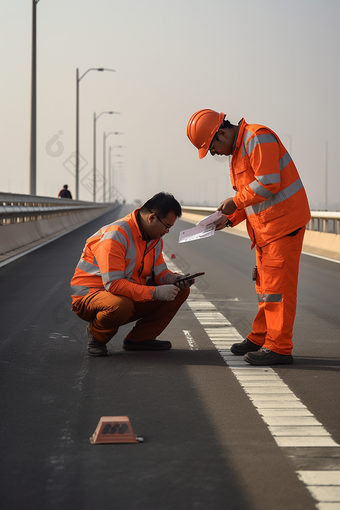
left=58, top=185, right=72, bottom=199
left=70, top=192, right=192, bottom=356
left=187, top=109, right=311, bottom=366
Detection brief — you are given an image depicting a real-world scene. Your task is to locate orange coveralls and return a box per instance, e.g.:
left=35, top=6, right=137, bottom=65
left=70, top=209, right=189, bottom=344
left=227, top=119, right=311, bottom=355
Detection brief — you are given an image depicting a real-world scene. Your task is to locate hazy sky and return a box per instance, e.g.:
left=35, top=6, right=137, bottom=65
left=1, top=0, right=339, bottom=209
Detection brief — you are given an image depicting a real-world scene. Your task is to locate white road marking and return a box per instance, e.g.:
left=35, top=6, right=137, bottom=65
left=270, top=426, right=330, bottom=436
left=183, top=330, right=199, bottom=351
left=302, top=251, right=340, bottom=265
left=164, top=254, right=340, bottom=507
left=297, top=471, right=340, bottom=485
left=187, top=301, right=217, bottom=310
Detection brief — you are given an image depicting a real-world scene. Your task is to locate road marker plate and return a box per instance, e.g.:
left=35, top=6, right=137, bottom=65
left=89, top=416, right=143, bottom=444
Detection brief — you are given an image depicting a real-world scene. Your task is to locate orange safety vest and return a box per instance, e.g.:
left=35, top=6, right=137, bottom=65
left=227, top=119, right=311, bottom=247
left=70, top=209, right=171, bottom=302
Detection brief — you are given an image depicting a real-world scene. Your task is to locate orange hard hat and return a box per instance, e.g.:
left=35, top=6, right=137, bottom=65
left=186, top=109, right=225, bottom=159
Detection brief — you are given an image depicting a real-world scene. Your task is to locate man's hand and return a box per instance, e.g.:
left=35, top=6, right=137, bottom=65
left=215, top=213, right=229, bottom=231
left=154, top=284, right=180, bottom=301
left=164, top=272, right=192, bottom=290
left=217, top=197, right=237, bottom=216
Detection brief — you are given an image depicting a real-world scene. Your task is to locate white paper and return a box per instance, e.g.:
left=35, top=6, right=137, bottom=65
left=196, top=210, right=222, bottom=227
left=178, top=211, right=222, bottom=243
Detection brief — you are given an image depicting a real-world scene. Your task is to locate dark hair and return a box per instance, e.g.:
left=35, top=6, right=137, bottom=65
left=63, top=184, right=68, bottom=188
left=141, top=192, right=182, bottom=219
left=219, top=119, right=232, bottom=129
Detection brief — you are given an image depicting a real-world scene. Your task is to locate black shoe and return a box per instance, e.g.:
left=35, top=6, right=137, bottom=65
left=123, top=339, right=172, bottom=351
left=87, top=325, right=108, bottom=357
left=230, top=338, right=262, bottom=355
left=244, top=348, right=293, bottom=366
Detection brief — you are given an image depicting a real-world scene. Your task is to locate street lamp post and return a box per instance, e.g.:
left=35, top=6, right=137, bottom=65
left=93, top=112, right=120, bottom=202
left=108, top=146, right=112, bottom=201
left=75, top=67, right=115, bottom=200
left=103, top=132, right=123, bottom=202
left=109, top=149, right=124, bottom=202
left=113, top=160, right=124, bottom=200
left=29, top=0, right=40, bottom=195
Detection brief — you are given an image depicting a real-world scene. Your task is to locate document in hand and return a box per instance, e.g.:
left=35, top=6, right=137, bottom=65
left=179, top=211, right=222, bottom=243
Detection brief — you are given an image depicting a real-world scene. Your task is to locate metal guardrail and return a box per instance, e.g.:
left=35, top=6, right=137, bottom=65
left=0, top=192, right=115, bottom=226
left=309, top=211, right=340, bottom=235
left=1, top=195, right=339, bottom=234
left=181, top=206, right=340, bottom=235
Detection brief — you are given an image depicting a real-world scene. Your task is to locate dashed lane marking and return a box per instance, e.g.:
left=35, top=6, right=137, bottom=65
left=163, top=255, right=340, bottom=509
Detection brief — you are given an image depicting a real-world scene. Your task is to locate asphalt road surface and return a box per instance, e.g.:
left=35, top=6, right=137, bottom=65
left=1, top=205, right=339, bottom=510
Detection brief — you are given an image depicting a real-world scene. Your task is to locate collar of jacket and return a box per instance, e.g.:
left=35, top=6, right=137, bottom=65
left=232, top=118, right=247, bottom=156
left=132, top=208, right=160, bottom=250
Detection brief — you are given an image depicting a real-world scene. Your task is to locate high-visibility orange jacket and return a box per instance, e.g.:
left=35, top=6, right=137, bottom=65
left=70, top=209, right=172, bottom=303
left=227, top=119, right=311, bottom=247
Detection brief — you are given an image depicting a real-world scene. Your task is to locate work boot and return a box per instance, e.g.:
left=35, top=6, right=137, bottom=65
left=123, top=339, right=172, bottom=351
left=230, top=338, right=262, bottom=355
left=86, top=325, right=108, bottom=357
left=244, top=348, right=293, bottom=366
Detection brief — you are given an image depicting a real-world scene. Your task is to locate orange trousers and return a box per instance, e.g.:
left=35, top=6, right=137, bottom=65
left=72, top=288, right=190, bottom=344
left=247, top=227, right=305, bottom=355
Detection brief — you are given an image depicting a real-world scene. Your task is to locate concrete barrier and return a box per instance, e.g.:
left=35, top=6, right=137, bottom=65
left=181, top=211, right=340, bottom=262
left=302, top=230, right=340, bottom=261
left=0, top=207, right=113, bottom=255
left=0, top=192, right=121, bottom=265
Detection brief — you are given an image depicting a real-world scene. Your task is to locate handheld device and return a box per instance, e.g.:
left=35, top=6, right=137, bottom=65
left=176, top=272, right=205, bottom=283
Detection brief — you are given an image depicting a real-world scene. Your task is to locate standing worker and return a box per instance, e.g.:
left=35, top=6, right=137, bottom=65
left=70, top=192, right=191, bottom=356
left=58, top=184, right=72, bottom=199
left=186, top=109, right=311, bottom=366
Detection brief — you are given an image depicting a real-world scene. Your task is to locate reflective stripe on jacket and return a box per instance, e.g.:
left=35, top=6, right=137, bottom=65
left=70, top=208, right=171, bottom=302
left=227, top=119, right=311, bottom=247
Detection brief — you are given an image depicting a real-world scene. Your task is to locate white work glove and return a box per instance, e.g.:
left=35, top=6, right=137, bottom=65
left=154, top=284, right=180, bottom=301
left=164, top=272, right=192, bottom=290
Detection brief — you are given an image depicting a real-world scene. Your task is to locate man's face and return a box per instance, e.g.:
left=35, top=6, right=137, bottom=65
left=147, top=211, right=177, bottom=239
left=209, top=129, right=234, bottom=156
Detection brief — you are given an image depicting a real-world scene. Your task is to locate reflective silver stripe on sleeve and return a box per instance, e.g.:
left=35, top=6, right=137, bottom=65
left=154, top=262, right=167, bottom=276
left=246, top=133, right=278, bottom=156
left=114, top=219, right=130, bottom=228
left=258, top=293, right=282, bottom=303
left=279, top=152, right=292, bottom=171
left=100, top=229, right=128, bottom=251
left=101, top=270, right=125, bottom=287
left=70, top=285, right=90, bottom=296
left=125, top=225, right=137, bottom=279
left=245, top=178, right=303, bottom=216
left=248, top=180, right=274, bottom=199
left=77, top=259, right=100, bottom=275
left=257, top=173, right=281, bottom=185
left=154, top=241, right=162, bottom=262
left=101, top=221, right=136, bottom=280
left=153, top=241, right=165, bottom=277
left=242, top=130, right=253, bottom=157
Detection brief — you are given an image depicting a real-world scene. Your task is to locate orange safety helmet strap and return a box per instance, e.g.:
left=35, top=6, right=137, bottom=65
left=186, top=109, right=226, bottom=159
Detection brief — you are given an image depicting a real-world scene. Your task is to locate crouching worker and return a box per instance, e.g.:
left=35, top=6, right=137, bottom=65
left=70, top=192, right=191, bottom=356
